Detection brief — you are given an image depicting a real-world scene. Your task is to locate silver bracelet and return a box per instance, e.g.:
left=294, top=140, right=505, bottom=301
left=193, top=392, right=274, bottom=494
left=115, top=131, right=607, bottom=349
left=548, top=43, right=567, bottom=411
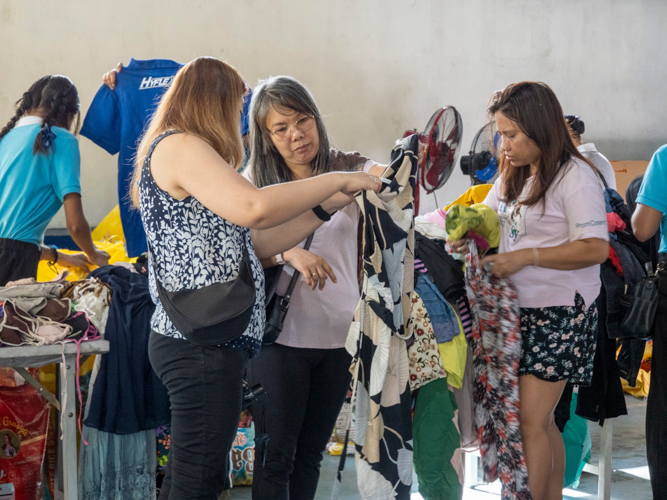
left=533, top=247, right=539, bottom=267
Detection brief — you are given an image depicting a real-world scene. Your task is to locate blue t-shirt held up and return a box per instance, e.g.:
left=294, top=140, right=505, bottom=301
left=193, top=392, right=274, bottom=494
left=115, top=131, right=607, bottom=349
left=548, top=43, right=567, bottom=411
left=0, top=120, right=81, bottom=247
left=81, top=58, right=184, bottom=257
left=81, top=58, right=254, bottom=258
left=637, top=144, right=667, bottom=253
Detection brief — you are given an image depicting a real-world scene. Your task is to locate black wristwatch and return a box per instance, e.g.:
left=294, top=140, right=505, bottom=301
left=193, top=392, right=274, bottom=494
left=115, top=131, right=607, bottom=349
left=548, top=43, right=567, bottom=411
left=312, top=205, right=336, bottom=222
left=48, top=246, right=59, bottom=265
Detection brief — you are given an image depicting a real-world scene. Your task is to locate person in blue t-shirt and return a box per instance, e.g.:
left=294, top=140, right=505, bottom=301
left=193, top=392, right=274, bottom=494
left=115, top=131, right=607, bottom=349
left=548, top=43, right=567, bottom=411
left=634, top=145, right=667, bottom=252
left=0, top=75, right=110, bottom=285
left=82, top=60, right=253, bottom=259
left=632, top=144, right=667, bottom=496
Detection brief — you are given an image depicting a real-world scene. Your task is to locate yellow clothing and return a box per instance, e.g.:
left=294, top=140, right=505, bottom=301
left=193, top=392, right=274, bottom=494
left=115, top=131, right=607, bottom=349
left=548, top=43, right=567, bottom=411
left=621, top=369, right=650, bottom=399
left=437, top=312, right=467, bottom=389
left=445, top=203, right=501, bottom=248
left=445, top=184, right=493, bottom=211
left=621, top=341, right=652, bottom=398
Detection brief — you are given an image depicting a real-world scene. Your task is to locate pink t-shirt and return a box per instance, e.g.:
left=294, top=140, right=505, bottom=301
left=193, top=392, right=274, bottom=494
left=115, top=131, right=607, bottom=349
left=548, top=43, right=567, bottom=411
left=246, top=150, right=374, bottom=349
left=483, top=157, right=608, bottom=309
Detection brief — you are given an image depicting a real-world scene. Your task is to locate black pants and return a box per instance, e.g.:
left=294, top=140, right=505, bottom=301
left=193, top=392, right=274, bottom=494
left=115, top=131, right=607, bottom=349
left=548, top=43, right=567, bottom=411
left=148, top=332, right=249, bottom=500
left=648, top=286, right=667, bottom=497
left=248, top=343, right=352, bottom=500
left=0, top=238, right=40, bottom=286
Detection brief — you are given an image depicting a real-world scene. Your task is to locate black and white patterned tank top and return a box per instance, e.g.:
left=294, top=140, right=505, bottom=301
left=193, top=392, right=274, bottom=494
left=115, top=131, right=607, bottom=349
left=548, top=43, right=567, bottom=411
left=139, top=130, right=265, bottom=356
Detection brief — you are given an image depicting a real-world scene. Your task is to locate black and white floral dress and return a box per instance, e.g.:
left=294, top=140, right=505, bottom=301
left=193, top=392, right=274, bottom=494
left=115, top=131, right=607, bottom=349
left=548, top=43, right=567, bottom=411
left=138, top=130, right=265, bottom=356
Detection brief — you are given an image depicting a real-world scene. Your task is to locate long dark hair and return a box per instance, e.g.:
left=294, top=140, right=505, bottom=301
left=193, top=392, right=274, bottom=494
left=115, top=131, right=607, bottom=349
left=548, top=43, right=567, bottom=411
left=488, top=81, right=594, bottom=207
left=0, top=76, right=51, bottom=141
left=131, top=57, right=246, bottom=208
left=249, top=76, right=331, bottom=188
left=32, top=76, right=81, bottom=155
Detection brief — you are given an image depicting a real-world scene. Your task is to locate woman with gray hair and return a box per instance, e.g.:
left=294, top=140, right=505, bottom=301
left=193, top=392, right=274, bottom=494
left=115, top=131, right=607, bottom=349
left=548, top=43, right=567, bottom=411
left=246, top=75, right=385, bottom=500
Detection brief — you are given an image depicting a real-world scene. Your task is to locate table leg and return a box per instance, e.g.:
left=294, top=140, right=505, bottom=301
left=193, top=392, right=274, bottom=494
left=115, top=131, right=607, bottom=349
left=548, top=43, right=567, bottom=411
left=598, top=419, right=612, bottom=500
left=59, top=357, right=78, bottom=500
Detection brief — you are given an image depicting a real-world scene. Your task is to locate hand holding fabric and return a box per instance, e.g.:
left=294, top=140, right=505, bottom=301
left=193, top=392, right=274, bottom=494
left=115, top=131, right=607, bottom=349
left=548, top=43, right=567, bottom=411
left=480, top=250, right=531, bottom=279
left=57, top=252, right=91, bottom=273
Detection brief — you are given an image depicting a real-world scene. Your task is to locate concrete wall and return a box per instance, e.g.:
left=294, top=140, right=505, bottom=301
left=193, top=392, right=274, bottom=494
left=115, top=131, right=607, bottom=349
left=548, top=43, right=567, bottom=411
left=1, top=0, right=665, bottom=224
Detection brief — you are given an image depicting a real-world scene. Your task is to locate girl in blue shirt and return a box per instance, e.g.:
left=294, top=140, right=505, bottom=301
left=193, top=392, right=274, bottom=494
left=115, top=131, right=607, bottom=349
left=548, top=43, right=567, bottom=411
left=0, top=75, right=109, bottom=285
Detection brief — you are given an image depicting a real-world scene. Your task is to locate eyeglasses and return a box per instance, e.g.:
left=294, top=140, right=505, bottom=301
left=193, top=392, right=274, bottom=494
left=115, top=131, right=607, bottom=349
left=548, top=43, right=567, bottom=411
left=269, top=115, right=315, bottom=142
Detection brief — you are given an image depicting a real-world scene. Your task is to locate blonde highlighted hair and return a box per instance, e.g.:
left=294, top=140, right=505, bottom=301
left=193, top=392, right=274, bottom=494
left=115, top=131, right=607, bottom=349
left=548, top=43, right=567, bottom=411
left=130, top=56, right=247, bottom=207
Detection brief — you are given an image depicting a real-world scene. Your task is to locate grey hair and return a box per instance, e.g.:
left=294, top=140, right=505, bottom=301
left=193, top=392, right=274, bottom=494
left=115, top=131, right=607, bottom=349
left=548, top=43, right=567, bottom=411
left=249, top=76, right=331, bottom=188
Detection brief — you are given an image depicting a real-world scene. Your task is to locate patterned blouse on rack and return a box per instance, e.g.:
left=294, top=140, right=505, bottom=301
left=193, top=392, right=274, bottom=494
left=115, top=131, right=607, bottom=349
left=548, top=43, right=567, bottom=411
left=138, top=130, right=265, bottom=356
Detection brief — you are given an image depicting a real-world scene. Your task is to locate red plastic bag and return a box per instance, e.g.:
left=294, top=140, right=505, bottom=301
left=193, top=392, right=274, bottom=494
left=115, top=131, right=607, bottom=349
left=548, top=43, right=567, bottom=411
left=0, top=383, right=50, bottom=499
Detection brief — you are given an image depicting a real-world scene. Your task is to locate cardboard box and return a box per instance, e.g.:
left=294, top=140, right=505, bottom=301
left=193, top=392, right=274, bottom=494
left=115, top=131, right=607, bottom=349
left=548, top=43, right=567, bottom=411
left=611, top=161, right=649, bottom=201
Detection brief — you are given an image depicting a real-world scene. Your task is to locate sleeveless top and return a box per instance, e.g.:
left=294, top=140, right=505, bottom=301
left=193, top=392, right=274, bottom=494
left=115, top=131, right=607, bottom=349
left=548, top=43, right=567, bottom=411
left=139, top=130, right=265, bottom=356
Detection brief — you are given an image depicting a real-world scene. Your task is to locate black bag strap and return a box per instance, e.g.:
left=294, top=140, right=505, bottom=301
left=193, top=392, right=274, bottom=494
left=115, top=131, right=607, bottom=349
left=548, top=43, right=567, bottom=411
left=282, top=233, right=315, bottom=304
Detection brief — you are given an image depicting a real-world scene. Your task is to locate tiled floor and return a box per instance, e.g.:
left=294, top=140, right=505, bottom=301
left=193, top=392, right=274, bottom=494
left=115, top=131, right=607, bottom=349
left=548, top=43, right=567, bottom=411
left=223, top=395, right=652, bottom=499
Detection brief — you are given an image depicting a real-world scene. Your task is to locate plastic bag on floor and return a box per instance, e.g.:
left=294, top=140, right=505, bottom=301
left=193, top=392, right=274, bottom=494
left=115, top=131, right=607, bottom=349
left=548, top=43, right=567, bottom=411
left=0, top=383, right=50, bottom=500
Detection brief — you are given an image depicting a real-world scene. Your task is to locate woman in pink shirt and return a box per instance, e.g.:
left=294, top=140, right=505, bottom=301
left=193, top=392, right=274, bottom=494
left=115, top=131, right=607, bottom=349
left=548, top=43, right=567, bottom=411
left=455, top=82, right=609, bottom=500
left=246, top=75, right=384, bottom=500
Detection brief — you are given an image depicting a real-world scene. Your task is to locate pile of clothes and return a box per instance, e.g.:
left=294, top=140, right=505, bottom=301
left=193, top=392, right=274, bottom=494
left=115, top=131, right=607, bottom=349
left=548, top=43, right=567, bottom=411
left=408, top=187, right=503, bottom=500
left=0, top=271, right=108, bottom=347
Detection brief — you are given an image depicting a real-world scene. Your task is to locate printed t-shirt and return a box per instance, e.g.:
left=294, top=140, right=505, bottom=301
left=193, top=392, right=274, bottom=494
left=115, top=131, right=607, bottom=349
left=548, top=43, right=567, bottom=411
left=636, top=144, right=667, bottom=253
left=80, top=58, right=183, bottom=257
left=81, top=59, right=254, bottom=258
left=483, top=157, right=608, bottom=309
left=0, top=116, right=81, bottom=246
left=245, top=149, right=374, bottom=349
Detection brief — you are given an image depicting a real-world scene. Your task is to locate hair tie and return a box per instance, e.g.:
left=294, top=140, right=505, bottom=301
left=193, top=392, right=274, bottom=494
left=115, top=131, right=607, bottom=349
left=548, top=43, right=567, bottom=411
left=41, top=123, right=56, bottom=153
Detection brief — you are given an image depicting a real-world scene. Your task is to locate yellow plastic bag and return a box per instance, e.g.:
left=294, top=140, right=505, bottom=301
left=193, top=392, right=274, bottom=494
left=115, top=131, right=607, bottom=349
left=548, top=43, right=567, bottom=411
left=37, top=205, right=134, bottom=282
left=445, top=184, right=493, bottom=211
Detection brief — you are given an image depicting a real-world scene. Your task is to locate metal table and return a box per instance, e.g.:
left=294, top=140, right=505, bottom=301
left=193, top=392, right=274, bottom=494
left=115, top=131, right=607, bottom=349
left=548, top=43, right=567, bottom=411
left=0, top=340, right=110, bottom=500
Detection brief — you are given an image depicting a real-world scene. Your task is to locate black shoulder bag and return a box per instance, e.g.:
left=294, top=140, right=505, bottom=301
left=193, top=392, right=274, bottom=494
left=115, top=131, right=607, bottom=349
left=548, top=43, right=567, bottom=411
left=263, top=234, right=314, bottom=345
left=619, top=261, right=664, bottom=340
left=149, top=243, right=257, bottom=346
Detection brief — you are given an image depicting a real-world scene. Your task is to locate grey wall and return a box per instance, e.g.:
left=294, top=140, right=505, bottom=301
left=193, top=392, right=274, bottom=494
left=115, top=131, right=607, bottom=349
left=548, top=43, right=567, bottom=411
left=1, top=0, right=665, bottom=223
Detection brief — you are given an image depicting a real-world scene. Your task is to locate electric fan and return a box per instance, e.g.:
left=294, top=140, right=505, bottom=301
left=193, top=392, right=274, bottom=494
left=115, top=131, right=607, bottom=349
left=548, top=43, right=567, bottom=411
left=459, top=123, right=500, bottom=186
left=419, top=106, right=463, bottom=192
left=411, top=106, right=463, bottom=213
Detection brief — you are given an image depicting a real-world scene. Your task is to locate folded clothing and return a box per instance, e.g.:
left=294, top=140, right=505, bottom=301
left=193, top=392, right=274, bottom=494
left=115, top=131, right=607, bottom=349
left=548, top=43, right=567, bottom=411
left=414, top=275, right=460, bottom=344
left=0, top=300, right=71, bottom=346
left=37, top=298, right=71, bottom=323
left=414, top=233, right=465, bottom=303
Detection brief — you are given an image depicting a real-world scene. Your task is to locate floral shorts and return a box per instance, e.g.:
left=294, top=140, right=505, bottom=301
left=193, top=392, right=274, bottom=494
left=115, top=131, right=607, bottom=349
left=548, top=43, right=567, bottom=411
left=519, top=293, right=597, bottom=385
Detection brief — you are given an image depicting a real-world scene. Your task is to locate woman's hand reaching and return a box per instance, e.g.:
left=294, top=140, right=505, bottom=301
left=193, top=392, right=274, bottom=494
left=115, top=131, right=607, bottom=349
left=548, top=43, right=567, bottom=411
left=86, top=249, right=111, bottom=269
left=338, top=172, right=382, bottom=196
left=283, top=247, right=337, bottom=290
left=447, top=238, right=469, bottom=255
left=57, top=252, right=91, bottom=273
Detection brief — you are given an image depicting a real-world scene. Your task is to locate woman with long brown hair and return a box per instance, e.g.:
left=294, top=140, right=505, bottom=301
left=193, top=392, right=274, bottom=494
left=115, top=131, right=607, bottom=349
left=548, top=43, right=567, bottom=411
left=132, top=56, right=380, bottom=500
left=452, top=82, right=608, bottom=499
